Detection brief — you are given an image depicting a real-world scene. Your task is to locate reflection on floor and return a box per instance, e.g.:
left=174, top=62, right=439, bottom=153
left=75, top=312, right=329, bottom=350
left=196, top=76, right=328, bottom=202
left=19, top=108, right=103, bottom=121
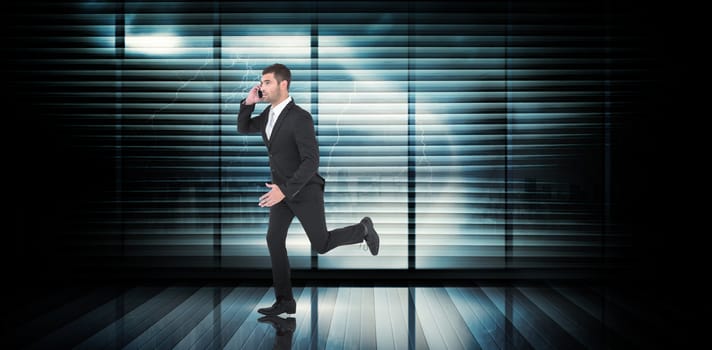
left=11, top=283, right=691, bottom=349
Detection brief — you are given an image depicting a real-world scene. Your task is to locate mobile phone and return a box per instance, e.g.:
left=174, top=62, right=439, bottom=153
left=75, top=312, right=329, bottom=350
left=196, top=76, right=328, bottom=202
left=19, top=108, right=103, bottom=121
left=257, top=89, right=263, bottom=98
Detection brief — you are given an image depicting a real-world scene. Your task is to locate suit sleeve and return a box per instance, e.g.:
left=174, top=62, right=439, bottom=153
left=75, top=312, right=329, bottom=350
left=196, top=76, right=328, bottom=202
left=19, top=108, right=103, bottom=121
left=237, top=100, right=262, bottom=134
left=281, top=111, right=320, bottom=199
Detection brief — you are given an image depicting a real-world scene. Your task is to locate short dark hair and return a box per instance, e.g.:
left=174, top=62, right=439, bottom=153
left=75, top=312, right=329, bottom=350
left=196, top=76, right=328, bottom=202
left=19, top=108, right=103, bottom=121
left=262, top=63, right=291, bottom=89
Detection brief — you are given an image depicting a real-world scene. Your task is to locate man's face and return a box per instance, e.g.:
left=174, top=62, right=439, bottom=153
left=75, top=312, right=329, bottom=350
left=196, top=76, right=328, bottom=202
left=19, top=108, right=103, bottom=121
left=260, top=72, right=284, bottom=103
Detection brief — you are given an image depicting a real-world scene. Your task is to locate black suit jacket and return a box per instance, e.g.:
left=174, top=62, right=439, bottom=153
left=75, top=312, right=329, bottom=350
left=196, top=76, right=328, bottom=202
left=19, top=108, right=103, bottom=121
left=237, top=99, right=325, bottom=199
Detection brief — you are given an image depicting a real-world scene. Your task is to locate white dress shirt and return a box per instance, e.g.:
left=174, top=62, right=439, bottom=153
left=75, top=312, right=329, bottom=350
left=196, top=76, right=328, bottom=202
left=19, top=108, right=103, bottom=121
left=266, top=96, right=292, bottom=140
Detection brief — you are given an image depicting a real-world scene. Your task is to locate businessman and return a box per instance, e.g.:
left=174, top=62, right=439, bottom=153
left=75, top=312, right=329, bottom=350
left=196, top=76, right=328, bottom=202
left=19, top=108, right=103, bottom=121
left=237, top=63, right=379, bottom=316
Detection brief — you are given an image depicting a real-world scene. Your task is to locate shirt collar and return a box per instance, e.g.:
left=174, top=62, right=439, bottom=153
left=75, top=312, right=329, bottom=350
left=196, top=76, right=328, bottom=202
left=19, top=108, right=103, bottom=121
left=270, top=96, right=292, bottom=119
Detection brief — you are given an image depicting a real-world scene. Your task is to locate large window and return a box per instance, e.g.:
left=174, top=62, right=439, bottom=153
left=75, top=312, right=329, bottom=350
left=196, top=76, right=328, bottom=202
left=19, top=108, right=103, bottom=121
left=10, top=1, right=645, bottom=275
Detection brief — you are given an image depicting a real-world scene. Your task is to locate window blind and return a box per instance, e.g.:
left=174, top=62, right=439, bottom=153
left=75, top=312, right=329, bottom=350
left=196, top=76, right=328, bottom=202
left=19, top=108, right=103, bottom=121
left=8, top=0, right=650, bottom=276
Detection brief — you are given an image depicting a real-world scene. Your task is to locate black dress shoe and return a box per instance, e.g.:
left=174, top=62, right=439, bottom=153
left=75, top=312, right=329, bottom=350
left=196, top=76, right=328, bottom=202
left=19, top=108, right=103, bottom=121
left=258, top=298, right=296, bottom=316
left=258, top=315, right=296, bottom=335
left=361, top=217, right=380, bottom=256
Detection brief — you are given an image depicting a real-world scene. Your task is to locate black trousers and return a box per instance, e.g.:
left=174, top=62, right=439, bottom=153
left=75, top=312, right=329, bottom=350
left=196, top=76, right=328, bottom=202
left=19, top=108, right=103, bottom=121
left=267, top=183, right=365, bottom=299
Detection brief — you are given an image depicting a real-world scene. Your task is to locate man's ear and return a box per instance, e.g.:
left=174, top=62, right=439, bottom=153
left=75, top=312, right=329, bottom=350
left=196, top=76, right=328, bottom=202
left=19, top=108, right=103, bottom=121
left=281, top=79, right=289, bottom=90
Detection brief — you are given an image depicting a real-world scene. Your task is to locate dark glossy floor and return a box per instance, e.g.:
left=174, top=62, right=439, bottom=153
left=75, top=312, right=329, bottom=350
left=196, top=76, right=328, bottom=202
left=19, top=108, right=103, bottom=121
left=10, top=282, right=693, bottom=349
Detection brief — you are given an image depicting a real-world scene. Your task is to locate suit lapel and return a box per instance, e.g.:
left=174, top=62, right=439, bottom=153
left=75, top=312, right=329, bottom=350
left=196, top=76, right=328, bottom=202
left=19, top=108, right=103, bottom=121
left=266, top=100, right=295, bottom=147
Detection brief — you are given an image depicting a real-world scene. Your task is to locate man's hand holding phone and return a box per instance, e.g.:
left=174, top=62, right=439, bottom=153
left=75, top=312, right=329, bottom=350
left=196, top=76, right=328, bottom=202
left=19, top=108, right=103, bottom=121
left=244, top=84, right=263, bottom=105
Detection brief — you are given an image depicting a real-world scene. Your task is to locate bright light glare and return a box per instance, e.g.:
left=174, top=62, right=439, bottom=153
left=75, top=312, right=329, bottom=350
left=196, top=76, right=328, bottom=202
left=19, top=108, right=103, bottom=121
left=126, top=34, right=184, bottom=55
